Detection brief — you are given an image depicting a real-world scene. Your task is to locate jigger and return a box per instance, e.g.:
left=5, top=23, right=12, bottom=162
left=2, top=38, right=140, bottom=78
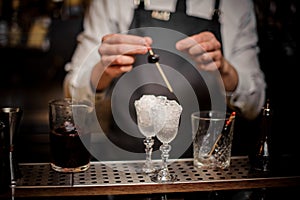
left=0, top=107, right=23, bottom=189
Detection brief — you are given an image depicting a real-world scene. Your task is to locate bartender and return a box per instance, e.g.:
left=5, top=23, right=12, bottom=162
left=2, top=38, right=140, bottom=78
left=63, top=0, right=266, bottom=161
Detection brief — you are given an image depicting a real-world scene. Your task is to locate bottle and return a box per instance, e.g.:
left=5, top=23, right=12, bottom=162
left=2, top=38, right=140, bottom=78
left=8, top=0, right=22, bottom=47
left=251, top=99, right=273, bottom=172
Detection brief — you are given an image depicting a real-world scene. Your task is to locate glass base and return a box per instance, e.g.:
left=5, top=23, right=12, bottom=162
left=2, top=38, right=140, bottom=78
left=142, top=167, right=157, bottom=174
left=150, top=172, right=177, bottom=183
left=193, top=157, right=230, bottom=169
left=50, top=163, right=90, bottom=173
left=135, top=166, right=158, bottom=174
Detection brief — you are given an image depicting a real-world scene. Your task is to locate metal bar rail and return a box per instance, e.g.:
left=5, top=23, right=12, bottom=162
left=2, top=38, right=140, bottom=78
left=11, top=156, right=300, bottom=197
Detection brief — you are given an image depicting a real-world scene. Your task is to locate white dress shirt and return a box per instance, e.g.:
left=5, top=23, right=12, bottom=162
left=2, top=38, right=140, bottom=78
left=64, top=0, right=266, bottom=120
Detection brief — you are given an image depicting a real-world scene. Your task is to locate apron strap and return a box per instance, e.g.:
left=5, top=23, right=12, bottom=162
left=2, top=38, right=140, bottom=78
left=212, top=0, right=221, bottom=21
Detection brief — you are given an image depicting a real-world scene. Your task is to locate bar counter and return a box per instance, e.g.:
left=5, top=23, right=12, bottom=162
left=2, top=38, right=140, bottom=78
left=3, top=156, right=297, bottom=198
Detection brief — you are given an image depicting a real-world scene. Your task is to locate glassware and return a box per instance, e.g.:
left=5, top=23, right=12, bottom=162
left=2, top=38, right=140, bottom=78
left=48, top=98, right=92, bottom=173
left=192, top=111, right=236, bottom=169
left=151, top=100, right=182, bottom=183
left=134, top=95, right=166, bottom=174
left=251, top=99, right=273, bottom=172
left=0, top=107, right=23, bottom=199
left=0, top=121, right=8, bottom=195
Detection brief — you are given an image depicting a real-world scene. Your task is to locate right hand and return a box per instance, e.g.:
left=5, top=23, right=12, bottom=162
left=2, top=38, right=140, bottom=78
left=92, top=34, right=152, bottom=91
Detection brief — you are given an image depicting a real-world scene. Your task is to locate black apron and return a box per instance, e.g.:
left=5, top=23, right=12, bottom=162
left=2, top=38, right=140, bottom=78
left=127, top=0, right=223, bottom=113
left=104, top=0, right=224, bottom=158
left=130, top=0, right=222, bottom=42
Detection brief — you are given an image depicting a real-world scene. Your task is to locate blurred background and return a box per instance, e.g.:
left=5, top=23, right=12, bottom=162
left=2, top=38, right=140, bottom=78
left=0, top=0, right=90, bottom=162
left=0, top=0, right=298, bottom=165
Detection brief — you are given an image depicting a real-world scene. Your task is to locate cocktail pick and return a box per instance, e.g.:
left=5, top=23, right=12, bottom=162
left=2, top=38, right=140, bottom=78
left=208, top=111, right=236, bottom=156
left=147, top=47, right=174, bottom=93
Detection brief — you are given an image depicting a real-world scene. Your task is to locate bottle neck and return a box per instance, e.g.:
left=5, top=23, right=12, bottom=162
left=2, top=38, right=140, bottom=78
left=260, top=100, right=272, bottom=138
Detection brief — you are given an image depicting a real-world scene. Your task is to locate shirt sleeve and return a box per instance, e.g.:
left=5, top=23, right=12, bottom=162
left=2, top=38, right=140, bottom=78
left=63, top=0, right=119, bottom=103
left=222, top=0, right=266, bottom=120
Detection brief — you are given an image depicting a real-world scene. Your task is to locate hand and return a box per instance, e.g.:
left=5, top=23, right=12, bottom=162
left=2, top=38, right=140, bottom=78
left=176, top=31, right=238, bottom=91
left=175, top=31, right=224, bottom=71
left=92, top=34, right=152, bottom=91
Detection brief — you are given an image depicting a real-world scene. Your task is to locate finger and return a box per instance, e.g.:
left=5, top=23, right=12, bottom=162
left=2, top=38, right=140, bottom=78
left=197, top=62, right=218, bottom=71
left=191, top=31, right=216, bottom=43
left=106, top=65, right=133, bottom=77
left=111, top=55, right=135, bottom=66
left=176, top=31, right=219, bottom=52
left=99, top=43, right=148, bottom=56
left=102, top=34, right=152, bottom=46
left=194, top=53, right=214, bottom=66
left=197, top=40, right=221, bottom=52
left=101, top=54, right=135, bottom=67
left=186, top=43, right=206, bottom=56
left=144, top=36, right=153, bottom=46
left=186, top=40, right=221, bottom=57
left=176, top=32, right=214, bottom=50
left=193, top=50, right=222, bottom=68
left=176, top=36, right=198, bottom=51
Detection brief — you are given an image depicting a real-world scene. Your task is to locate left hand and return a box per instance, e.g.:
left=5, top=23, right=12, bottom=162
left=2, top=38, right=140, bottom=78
left=175, top=31, right=224, bottom=72
left=176, top=31, right=238, bottom=92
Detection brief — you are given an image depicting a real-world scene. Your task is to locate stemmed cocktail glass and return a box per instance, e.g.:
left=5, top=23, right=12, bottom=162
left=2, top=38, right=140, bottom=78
left=151, top=100, right=182, bottom=183
left=134, top=95, right=166, bottom=174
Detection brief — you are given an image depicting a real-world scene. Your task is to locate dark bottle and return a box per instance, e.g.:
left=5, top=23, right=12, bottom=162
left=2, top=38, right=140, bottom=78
left=251, top=99, right=273, bottom=172
left=0, top=121, right=10, bottom=195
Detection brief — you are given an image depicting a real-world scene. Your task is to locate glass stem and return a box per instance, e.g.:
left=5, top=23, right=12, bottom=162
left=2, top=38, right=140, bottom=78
left=160, top=143, right=171, bottom=177
left=143, top=137, right=154, bottom=172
